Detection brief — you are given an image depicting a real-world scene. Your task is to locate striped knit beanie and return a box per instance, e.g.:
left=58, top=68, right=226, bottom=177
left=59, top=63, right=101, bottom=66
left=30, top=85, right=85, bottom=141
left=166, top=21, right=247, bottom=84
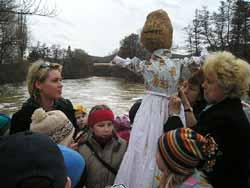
left=158, top=128, right=218, bottom=176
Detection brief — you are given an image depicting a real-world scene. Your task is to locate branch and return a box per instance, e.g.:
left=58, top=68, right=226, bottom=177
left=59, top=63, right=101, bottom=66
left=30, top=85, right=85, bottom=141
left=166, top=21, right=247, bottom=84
left=0, top=9, right=56, bottom=17
left=0, top=0, right=58, bottom=17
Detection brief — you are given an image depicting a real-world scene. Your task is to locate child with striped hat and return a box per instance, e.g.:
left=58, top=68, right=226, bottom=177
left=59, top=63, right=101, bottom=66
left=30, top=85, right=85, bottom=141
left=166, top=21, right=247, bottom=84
left=157, top=128, right=218, bottom=188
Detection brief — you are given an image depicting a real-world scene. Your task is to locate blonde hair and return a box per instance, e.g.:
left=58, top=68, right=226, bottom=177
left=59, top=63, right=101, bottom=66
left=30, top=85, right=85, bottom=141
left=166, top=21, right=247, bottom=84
left=203, top=51, right=250, bottom=98
left=26, top=59, right=62, bottom=99
left=157, top=150, right=188, bottom=188
left=158, top=168, right=187, bottom=188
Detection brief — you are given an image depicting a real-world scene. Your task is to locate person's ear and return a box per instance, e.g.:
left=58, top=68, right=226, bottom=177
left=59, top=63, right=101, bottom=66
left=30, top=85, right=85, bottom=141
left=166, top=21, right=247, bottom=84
left=35, top=80, right=42, bottom=90
left=65, top=177, right=71, bottom=188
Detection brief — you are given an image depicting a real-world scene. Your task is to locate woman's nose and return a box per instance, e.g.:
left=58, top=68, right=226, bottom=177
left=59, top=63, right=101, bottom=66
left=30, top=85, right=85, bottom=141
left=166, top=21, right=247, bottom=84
left=58, top=81, right=63, bottom=88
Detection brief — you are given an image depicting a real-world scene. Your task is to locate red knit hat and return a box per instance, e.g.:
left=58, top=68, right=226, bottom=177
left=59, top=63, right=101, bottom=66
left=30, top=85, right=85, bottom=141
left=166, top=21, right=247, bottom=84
left=88, top=109, right=114, bottom=127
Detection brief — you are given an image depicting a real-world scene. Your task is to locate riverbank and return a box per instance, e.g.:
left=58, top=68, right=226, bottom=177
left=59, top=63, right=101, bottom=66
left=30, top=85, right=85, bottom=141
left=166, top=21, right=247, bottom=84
left=0, top=61, right=143, bottom=85
left=0, top=62, right=30, bottom=85
left=0, top=52, right=189, bottom=85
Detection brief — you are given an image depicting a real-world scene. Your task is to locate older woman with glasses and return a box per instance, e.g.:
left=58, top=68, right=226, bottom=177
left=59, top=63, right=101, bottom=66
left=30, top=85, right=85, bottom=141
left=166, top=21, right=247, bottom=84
left=10, top=60, right=77, bottom=135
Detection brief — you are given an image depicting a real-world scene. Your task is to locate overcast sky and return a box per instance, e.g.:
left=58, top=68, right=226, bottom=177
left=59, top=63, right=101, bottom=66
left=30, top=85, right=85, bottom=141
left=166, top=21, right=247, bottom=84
left=29, top=0, right=221, bottom=56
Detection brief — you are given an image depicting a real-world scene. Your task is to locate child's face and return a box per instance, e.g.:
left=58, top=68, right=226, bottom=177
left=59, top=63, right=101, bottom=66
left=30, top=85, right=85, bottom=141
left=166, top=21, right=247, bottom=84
left=92, top=120, right=113, bottom=138
left=156, top=151, right=167, bottom=172
left=183, top=81, right=201, bottom=105
left=75, top=113, right=87, bottom=129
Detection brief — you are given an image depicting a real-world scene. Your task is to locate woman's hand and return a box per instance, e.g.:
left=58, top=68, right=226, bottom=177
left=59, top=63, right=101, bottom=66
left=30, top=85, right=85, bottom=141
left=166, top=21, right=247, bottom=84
left=168, top=96, right=181, bottom=115
left=178, top=82, right=197, bottom=128
left=178, top=82, right=192, bottom=109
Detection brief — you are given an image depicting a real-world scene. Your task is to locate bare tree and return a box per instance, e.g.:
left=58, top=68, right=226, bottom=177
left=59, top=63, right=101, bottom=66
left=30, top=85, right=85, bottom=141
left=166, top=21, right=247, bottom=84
left=0, top=0, right=58, bottom=64
left=0, top=0, right=17, bottom=64
left=184, top=0, right=250, bottom=61
left=2, top=0, right=57, bottom=17
left=118, top=33, right=150, bottom=60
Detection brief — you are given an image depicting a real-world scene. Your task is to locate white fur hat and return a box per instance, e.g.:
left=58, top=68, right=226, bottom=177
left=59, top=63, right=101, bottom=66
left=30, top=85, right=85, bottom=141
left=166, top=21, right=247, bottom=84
left=30, top=108, right=75, bottom=145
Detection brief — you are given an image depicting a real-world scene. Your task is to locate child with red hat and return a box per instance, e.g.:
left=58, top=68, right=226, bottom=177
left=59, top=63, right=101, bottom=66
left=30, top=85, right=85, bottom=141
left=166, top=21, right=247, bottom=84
left=78, top=104, right=127, bottom=188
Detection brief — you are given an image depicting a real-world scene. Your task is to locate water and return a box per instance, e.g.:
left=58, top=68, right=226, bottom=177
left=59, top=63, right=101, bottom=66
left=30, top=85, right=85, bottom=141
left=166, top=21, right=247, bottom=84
left=0, top=77, right=145, bottom=116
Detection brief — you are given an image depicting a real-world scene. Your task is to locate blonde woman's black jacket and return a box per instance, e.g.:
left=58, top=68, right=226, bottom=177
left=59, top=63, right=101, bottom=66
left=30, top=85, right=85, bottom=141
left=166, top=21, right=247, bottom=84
left=164, top=98, right=249, bottom=188
left=10, top=97, right=77, bottom=135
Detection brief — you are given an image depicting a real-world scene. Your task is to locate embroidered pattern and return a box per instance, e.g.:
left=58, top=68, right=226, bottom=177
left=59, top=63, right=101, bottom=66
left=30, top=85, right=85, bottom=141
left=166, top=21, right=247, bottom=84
left=49, top=121, right=74, bottom=143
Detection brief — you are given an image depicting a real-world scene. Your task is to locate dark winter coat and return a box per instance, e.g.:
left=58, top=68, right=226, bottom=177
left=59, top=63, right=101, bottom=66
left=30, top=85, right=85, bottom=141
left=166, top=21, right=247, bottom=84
left=164, top=98, right=249, bottom=188
left=10, top=97, right=77, bottom=135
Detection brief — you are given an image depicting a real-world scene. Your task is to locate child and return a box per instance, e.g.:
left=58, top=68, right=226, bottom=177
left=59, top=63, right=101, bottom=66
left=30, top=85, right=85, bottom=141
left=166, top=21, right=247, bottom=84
left=178, top=70, right=207, bottom=128
left=157, top=128, right=217, bottom=188
left=73, top=104, right=90, bottom=144
left=114, top=114, right=131, bottom=143
left=112, top=9, right=185, bottom=188
left=78, top=105, right=127, bottom=188
left=74, top=104, right=88, bottom=130
left=30, top=108, right=77, bottom=149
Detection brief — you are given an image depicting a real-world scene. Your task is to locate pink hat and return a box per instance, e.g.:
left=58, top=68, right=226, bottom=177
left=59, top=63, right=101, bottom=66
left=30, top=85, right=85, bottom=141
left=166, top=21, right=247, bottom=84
left=114, top=114, right=131, bottom=131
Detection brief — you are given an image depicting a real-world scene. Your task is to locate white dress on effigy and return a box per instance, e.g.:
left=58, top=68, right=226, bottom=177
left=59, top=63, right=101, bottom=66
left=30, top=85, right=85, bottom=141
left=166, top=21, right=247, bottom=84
left=114, top=49, right=186, bottom=188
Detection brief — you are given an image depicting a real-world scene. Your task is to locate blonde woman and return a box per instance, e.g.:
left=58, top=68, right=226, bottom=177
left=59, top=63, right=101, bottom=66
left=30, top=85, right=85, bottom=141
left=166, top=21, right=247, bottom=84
left=10, top=60, right=76, bottom=134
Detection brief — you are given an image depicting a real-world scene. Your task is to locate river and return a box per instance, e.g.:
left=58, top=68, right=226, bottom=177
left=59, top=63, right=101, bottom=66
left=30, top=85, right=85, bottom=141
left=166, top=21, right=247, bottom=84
left=0, top=77, right=145, bottom=116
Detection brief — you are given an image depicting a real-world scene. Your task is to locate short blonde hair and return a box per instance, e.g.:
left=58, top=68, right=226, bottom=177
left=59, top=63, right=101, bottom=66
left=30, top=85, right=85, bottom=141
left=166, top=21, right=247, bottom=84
left=203, top=51, right=250, bottom=98
left=26, top=60, right=62, bottom=98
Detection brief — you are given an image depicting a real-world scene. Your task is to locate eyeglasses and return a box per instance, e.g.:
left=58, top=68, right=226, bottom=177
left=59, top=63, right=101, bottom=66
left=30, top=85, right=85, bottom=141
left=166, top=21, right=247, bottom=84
left=39, top=62, right=51, bottom=69
left=39, top=62, right=60, bottom=70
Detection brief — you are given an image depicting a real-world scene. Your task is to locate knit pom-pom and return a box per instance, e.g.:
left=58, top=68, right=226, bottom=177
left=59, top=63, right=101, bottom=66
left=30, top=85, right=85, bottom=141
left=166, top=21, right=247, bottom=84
left=31, top=108, right=47, bottom=123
